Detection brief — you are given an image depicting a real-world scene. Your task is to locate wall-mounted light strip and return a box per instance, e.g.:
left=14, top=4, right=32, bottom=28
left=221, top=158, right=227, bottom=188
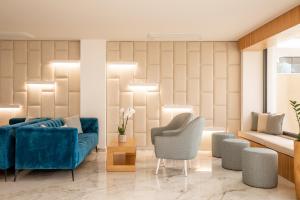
left=162, top=104, right=193, bottom=113
left=128, top=83, right=159, bottom=92
left=107, top=62, right=137, bottom=71
left=0, top=104, right=21, bottom=112
left=26, top=81, right=55, bottom=90
left=50, top=60, right=80, bottom=67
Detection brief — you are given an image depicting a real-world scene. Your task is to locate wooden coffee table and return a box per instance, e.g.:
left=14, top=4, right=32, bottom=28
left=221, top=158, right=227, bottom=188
left=106, top=138, right=136, bottom=172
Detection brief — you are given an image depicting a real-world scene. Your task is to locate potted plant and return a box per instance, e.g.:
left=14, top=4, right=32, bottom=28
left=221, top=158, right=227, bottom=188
left=289, top=100, right=300, bottom=199
left=118, top=107, right=135, bottom=143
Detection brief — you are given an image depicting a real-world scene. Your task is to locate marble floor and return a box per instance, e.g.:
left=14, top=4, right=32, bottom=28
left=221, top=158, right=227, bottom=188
left=0, top=150, right=296, bottom=200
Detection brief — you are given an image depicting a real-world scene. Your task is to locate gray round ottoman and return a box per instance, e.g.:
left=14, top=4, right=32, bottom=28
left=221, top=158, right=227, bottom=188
left=212, top=132, right=235, bottom=158
left=222, top=138, right=250, bottom=170
left=242, top=147, right=278, bottom=188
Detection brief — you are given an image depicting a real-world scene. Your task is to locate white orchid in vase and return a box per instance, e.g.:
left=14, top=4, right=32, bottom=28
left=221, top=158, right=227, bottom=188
left=118, top=107, right=135, bottom=136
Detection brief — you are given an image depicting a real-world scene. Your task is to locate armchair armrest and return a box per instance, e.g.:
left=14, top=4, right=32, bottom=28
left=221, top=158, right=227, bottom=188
left=80, top=118, right=99, bottom=134
left=15, top=127, right=78, bottom=169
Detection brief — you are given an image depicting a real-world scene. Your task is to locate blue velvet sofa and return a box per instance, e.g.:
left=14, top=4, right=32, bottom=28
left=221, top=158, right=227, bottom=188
left=0, top=118, right=49, bottom=181
left=14, top=118, right=98, bottom=181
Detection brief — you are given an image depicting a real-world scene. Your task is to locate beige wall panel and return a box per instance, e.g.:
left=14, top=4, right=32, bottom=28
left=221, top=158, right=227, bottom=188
left=0, top=113, right=13, bottom=125
left=147, top=42, right=160, bottom=65
left=227, top=119, right=241, bottom=134
left=107, top=79, right=120, bottom=106
left=55, top=79, right=68, bottom=105
left=174, top=92, right=186, bottom=104
left=120, top=92, right=133, bottom=108
left=107, top=42, right=119, bottom=51
left=228, top=65, right=240, bottom=92
left=107, top=106, right=119, bottom=133
left=55, top=41, right=68, bottom=50
left=228, top=93, right=241, bottom=120
left=160, top=111, right=173, bottom=126
left=28, top=41, right=41, bottom=50
left=124, top=119, right=133, bottom=138
left=42, top=63, right=54, bottom=81
left=201, top=42, right=213, bottom=65
left=55, top=51, right=69, bottom=78
left=134, top=92, right=146, bottom=106
left=0, top=50, right=13, bottom=77
left=228, top=42, right=240, bottom=65
left=214, top=42, right=227, bottom=52
left=14, top=92, right=27, bottom=117
left=160, top=79, right=173, bottom=105
left=0, top=41, right=13, bottom=50
left=0, top=78, right=13, bottom=104
left=187, top=51, right=200, bottom=78
left=13, top=64, right=27, bottom=91
left=134, top=133, right=147, bottom=147
left=134, top=106, right=146, bottom=132
left=214, top=52, right=227, bottom=78
left=187, top=79, right=200, bottom=105
left=147, top=120, right=159, bottom=145
left=187, top=42, right=200, bottom=51
left=27, top=106, right=41, bottom=118
left=201, top=93, right=213, bottom=120
left=214, top=79, right=227, bottom=106
left=28, top=50, right=41, bottom=79
left=14, top=41, right=27, bottom=64
left=120, top=42, right=133, bottom=61
left=134, top=42, right=146, bottom=51
left=161, top=42, right=173, bottom=51
left=41, top=92, right=55, bottom=118
left=147, top=92, right=159, bottom=120
left=201, top=65, right=213, bottom=92
left=69, top=67, right=80, bottom=91
left=174, top=42, right=186, bottom=64
left=174, top=65, right=186, bottom=92
left=41, top=41, right=54, bottom=63
left=147, top=64, right=160, bottom=82
left=107, top=50, right=120, bottom=62
left=205, top=120, right=213, bottom=128
left=68, top=41, right=80, bottom=60
left=69, top=92, right=80, bottom=116
left=134, top=51, right=147, bottom=79
left=119, top=71, right=133, bottom=92
left=214, top=106, right=227, bottom=128
left=107, top=133, right=118, bottom=144
left=161, top=51, right=173, bottom=78
left=55, top=50, right=68, bottom=60
left=192, top=106, right=200, bottom=117
left=55, top=106, right=68, bottom=118
left=27, top=88, right=41, bottom=106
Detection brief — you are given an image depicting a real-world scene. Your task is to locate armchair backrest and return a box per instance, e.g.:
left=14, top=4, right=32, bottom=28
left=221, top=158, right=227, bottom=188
left=167, top=113, right=193, bottom=130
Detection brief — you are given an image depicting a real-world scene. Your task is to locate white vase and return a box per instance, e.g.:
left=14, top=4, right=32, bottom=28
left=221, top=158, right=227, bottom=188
left=118, top=135, right=127, bottom=143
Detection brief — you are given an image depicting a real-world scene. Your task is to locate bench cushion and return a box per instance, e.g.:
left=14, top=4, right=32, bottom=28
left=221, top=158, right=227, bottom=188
left=239, top=131, right=294, bottom=157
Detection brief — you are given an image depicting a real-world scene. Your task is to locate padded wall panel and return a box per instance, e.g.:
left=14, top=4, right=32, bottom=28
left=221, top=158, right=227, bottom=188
left=0, top=50, right=13, bottom=77
left=0, top=41, right=13, bottom=50
left=55, top=79, right=68, bottom=105
left=55, top=106, right=68, bottom=118
left=107, top=106, right=119, bottom=133
left=13, top=64, right=27, bottom=91
left=0, top=78, right=13, bottom=104
left=55, top=50, right=69, bottom=78
left=27, top=88, right=41, bottom=106
left=68, top=41, right=80, bottom=60
left=28, top=106, right=41, bottom=118
left=14, top=92, right=27, bottom=117
left=41, top=92, right=55, bottom=117
left=41, top=41, right=55, bottom=81
left=106, top=41, right=241, bottom=147
left=28, top=50, right=42, bottom=79
left=14, top=41, right=27, bottom=64
left=107, top=79, right=120, bottom=106
left=69, top=67, right=80, bottom=91
left=69, top=92, right=80, bottom=116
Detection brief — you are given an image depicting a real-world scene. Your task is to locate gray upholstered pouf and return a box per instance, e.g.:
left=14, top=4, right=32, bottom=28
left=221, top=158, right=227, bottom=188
left=221, top=138, right=250, bottom=170
left=242, top=147, right=278, bottom=189
left=211, top=132, right=235, bottom=158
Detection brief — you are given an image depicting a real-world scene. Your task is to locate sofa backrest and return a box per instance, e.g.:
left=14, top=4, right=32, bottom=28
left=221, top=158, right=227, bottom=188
left=28, top=118, right=64, bottom=128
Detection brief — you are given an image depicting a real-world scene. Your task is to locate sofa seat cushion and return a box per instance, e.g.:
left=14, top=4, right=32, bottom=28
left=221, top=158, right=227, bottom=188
left=76, top=133, right=98, bottom=166
left=239, top=131, right=295, bottom=157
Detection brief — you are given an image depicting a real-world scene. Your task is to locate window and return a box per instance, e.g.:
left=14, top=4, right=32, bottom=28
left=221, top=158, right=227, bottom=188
left=277, top=57, right=300, bottom=74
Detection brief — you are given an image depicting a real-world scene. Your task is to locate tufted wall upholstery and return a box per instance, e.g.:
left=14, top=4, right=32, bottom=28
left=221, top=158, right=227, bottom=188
left=106, top=41, right=241, bottom=147
left=0, top=40, right=80, bottom=125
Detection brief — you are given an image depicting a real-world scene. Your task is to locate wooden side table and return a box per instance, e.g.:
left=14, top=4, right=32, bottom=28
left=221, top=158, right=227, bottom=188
left=106, top=138, right=136, bottom=172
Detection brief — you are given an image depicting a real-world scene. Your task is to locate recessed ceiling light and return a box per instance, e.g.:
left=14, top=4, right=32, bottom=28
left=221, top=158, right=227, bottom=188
left=162, top=105, right=193, bottom=113
left=50, top=60, right=80, bottom=67
left=128, top=83, right=159, bottom=92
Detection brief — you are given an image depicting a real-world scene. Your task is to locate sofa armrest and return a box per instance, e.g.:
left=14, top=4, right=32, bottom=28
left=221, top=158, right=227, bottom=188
left=80, top=118, right=99, bottom=134
left=15, top=127, right=78, bottom=169
left=9, top=118, right=25, bottom=125
left=0, top=128, right=15, bottom=169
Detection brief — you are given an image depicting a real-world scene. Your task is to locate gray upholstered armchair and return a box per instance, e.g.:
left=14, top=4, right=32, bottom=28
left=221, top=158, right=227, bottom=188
left=151, top=113, right=193, bottom=145
left=153, top=117, right=205, bottom=176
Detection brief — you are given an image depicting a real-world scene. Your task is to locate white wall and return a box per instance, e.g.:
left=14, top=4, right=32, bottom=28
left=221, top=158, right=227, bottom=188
left=241, top=51, right=263, bottom=131
left=80, top=39, right=107, bottom=149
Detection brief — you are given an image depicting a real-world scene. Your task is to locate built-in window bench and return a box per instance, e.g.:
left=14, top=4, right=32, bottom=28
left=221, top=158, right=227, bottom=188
left=238, top=131, right=295, bottom=183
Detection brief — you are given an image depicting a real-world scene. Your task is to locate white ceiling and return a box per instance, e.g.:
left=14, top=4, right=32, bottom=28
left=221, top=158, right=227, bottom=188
left=0, top=0, right=299, bottom=41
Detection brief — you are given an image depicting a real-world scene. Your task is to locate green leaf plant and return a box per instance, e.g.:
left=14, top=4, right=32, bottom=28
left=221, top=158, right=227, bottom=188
left=289, top=100, right=300, bottom=141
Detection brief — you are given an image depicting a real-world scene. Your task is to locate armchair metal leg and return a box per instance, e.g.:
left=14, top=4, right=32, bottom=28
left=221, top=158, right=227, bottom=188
left=184, top=160, right=188, bottom=177
left=95, top=146, right=98, bottom=152
left=4, top=169, right=7, bottom=182
left=71, top=170, right=74, bottom=181
left=155, top=159, right=161, bottom=175
left=14, top=169, right=18, bottom=182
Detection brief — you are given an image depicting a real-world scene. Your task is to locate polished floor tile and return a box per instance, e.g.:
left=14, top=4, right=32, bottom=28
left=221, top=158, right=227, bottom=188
left=0, top=151, right=296, bottom=200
